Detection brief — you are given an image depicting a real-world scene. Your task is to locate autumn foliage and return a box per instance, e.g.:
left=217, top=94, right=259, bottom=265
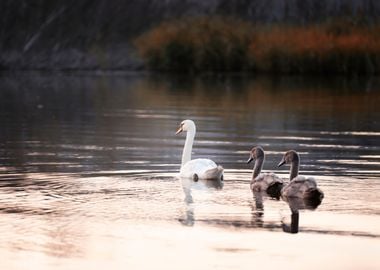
left=134, top=17, right=380, bottom=74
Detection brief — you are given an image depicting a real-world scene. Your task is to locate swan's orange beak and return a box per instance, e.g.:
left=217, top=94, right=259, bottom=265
left=175, top=126, right=183, bottom=135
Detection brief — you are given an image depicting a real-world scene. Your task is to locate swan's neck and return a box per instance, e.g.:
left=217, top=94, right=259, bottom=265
left=290, top=160, right=299, bottom=180
left=181, top=128, right=195, bottom=167
left=252, top=156, right=264, bottom=179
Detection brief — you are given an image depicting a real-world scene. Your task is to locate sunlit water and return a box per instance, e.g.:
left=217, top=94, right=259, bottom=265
left=0, top=72, right=380, bottom=269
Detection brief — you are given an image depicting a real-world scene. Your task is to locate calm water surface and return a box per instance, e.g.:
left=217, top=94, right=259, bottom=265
left=0, top=72, right=380, bottom=269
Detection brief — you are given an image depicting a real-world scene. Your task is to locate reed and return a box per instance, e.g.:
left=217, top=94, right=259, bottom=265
left=250, top=23, right=380, bottom=74
left=134, top=16, right=254, bottom=72
left=134, top=17, right=380, bottom=74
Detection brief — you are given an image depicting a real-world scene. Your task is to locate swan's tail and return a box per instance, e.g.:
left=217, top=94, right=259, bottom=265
left=203, top=165, right=224, bottom=180
left=304, top=187, right=324, bottom=208
left=266, top=182, right=284, bottom=200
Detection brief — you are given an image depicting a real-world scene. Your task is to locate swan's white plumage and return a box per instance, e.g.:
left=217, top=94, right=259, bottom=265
left=180, top=158, right=218, bottom=178
left=176, top=120, right=223, bottom=180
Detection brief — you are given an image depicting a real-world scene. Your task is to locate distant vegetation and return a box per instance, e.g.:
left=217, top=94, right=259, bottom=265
left=1, top=1, right=380, bottom=70
left=135, top=17, right=380, bottom=75
left=134, top=17, right=254, bottom=72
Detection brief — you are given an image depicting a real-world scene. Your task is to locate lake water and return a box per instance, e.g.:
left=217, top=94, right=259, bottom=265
left=0, top=72, right=379, bottom=269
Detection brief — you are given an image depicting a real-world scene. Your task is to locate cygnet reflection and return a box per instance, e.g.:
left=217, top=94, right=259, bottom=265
left=281, top=196, right=322, bottom=233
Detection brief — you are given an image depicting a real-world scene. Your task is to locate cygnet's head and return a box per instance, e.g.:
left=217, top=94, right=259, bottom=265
left=175, top=119, right=196, bottom=135
left=247, top=146, right=265, bottom=164
left=278, top=150, right=300, bottom=167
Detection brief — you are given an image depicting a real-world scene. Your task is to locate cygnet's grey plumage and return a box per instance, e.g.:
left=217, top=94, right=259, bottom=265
left=247, top=146, right=283, bottom=199
left=278, top=150, right=324, bottom=207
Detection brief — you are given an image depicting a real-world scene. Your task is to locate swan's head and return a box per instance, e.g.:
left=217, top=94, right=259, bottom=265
left=278, top=150, right=300, bottom=167
left=175, top=119, right=196, bottom=135
left=247, top=146, right=265, bottom=164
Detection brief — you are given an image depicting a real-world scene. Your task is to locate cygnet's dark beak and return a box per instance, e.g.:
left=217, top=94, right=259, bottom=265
left=247, top=157, right=254, bottom=164
left=278, top=159, right=286, bottom=167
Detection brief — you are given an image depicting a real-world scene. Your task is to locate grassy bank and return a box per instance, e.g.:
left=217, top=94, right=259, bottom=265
left=134, top=17, right=254, bottom=72
left=134, top=17, right=380, bottom=75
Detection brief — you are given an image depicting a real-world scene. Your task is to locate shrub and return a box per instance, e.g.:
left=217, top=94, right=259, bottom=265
left=135, top=17, right=380, bottom=74
left=134, top=16, right=254, bottom=72
left=248, top=23, right=380, bottom=75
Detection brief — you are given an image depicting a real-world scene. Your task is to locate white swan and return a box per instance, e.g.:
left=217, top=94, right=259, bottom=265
left=176, top=119, right=224, bottom=181
left=278, top=150, right=324, bottom=206
left=247, top=146, right=283, bottom=199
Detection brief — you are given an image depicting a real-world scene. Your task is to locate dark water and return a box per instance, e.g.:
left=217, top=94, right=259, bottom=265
left=0, top=72, right=380, bottom=269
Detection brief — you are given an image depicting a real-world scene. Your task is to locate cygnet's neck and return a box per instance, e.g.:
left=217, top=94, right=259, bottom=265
left=181, top=127, right=196, bottom=167
left=252, top=156, right=264, bottom=179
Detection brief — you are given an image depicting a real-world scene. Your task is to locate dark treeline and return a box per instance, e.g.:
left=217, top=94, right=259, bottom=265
left=1, top=0, right=379, bottom=70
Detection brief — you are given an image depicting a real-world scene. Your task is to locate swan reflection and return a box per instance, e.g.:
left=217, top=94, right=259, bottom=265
left=178, top=177, right=223, bottom=226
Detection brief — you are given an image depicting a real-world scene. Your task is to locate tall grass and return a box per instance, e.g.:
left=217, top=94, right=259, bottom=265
left=250, top=23, right=380, bottom=74
left=134, top=17, right=254, bottom=72
left=134, top=17, right=380, bottom=74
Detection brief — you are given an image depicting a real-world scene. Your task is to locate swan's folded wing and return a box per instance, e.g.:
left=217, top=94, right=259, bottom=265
left=203, top=165, right=224, bottom=180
